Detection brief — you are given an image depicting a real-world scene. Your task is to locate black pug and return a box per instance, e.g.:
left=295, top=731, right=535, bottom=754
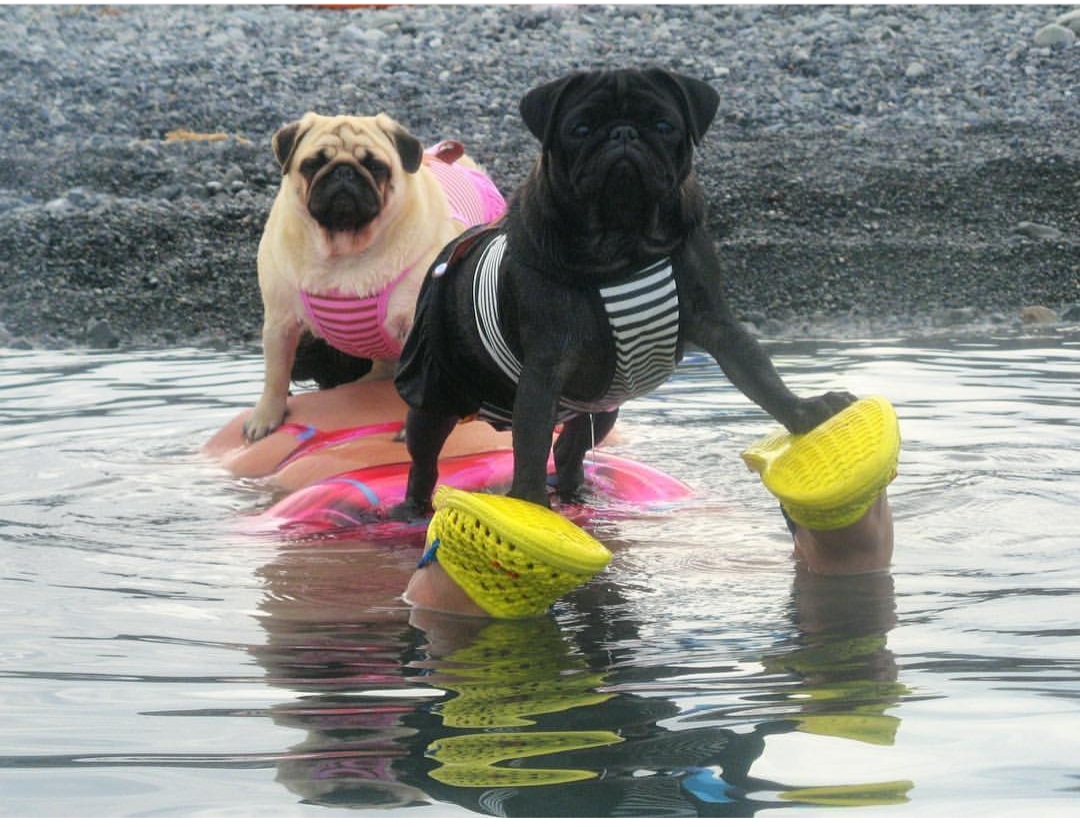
left=393, top=67, right=854, bottom=515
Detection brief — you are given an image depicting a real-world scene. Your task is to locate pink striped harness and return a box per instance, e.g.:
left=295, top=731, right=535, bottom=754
left=299, top=142, right=506, bottom=359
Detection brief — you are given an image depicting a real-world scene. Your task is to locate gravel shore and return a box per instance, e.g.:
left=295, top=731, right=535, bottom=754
left=2, top=3, right=1078, bottom=350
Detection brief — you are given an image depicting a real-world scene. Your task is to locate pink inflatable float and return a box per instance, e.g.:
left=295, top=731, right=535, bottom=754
left=204, top=379, right=693, bottom=541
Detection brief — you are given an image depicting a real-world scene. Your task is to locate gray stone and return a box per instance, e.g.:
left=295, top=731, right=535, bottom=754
left=1055, top=9, right=1080, bottom=34
left=904, top=61, right=928, bottom=80
left=1033, top=23, right=1076, bottom=47
left=1013, top=221, right=1064, bottom=241
left=1019, top=305, right=1058, bottom=325
left=86, top=320, right=120, bottom=349
left=346, top=26, right=389, bottom=45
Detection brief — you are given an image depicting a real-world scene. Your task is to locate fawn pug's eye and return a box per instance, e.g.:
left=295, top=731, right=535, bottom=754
left=299, top=153, right=328, bottom=178
left=363, top=156, right=391, bottom=183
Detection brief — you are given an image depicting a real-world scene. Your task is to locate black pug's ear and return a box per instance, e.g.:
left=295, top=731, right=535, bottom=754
left=375, top=113, right=423, bottom=174
left=271, top=118, right=309, bottom=175
left=519, top=71, right=589, bottom=150
left=644, top=67, right=720, bottom=145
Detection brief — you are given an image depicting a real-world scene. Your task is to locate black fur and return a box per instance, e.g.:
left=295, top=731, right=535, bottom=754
left=290, top=332, right=372, bottom=389
left=394, top=69, right=854, bottom=515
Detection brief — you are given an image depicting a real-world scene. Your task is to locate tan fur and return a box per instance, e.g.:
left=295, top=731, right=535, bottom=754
left=245, top=113, right=479, bottom=442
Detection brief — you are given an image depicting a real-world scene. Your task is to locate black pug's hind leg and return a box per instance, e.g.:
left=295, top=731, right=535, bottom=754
left=291, top=331, right=373, bottom=389
left=553, top=410, right=619, bottom=502
left=392, top=408, right=458, bottom=520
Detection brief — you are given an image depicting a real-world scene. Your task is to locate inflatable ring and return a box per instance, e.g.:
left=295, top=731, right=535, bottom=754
left=422, top=486, right=612, bottom=619
left=741, top=396, right=900, bottom=530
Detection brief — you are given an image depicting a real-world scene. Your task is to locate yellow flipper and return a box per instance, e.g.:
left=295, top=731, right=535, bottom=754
left=741, top=396, right=901, bottom=530
left=424, top=486, right=612, bottom=618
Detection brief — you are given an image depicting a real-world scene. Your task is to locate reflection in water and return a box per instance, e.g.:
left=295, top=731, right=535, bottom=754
left=252, top=537, right=912, bottom=816
left=769, top=568, right=905, bottom=747
left=411, top=612, right=621, bottom=788
left=762, top=569, right=912, bottom=808
left=253, top=545, right=427, bottom=809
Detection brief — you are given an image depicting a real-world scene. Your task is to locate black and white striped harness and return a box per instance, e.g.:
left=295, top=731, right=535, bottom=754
left=470, top=232, right=680, bottom=426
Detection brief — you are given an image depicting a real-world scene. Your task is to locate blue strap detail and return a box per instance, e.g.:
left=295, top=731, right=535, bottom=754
left=339, top=477, right=380, bottom=509
left=779, top=504, right=798, bottom=536
left=417, top=538, right=440, bottom=569
left=295, top=424, right=317, bottom=442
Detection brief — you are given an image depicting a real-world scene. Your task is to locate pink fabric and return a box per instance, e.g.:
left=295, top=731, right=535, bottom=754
left=299, top=147, right=506, bottom=359
left=422, top=148, right=507, bottom=227
left=301, top=271, right=409, bottom=360
left=274, top=420, right=405, bottom=470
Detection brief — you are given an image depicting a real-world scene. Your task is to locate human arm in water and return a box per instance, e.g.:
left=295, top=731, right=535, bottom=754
left=404, top=492, right=895, bottom=617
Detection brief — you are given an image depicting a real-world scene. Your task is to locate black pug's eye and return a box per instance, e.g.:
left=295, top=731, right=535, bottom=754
left=655, top=119, right=676, bottom=135
left=569, top=122, right=591, bottom=139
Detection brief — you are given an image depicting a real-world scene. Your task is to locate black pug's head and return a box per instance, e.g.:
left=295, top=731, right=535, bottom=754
left=518, top=67, right=719, bottom=262
left=272, top=112, right=423, bottom=236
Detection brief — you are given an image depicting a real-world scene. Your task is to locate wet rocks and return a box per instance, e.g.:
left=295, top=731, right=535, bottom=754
left=85, top=319, right=120, bottom=349
left=1020, top=305, right=1059, bottom=325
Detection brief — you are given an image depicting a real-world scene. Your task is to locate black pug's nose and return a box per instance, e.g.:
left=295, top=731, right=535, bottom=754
left=609, top=124, right=639, bottom=144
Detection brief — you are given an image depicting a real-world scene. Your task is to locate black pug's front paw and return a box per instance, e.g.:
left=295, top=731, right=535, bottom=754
left=785, top=391, right=858, bottom=434
left=388, top=497, right=432, bottom=523
left=553, top=463, right=590, bottom=505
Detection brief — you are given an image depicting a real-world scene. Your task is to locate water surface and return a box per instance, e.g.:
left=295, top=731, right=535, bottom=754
left=1, top=333, right=1078, bottom=817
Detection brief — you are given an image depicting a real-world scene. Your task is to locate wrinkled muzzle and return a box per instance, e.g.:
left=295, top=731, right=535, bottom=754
left=571, top=126, right=675, bottom=224
left=307, top=163, right=382, bottom=233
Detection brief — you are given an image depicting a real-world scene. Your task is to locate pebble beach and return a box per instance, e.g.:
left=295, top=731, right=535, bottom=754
left=1, top=3, right=1078, bottom=349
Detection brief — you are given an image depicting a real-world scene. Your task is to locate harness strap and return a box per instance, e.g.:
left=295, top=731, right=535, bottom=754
left=431, top=219, right=507, bottom=277
left=465, top=231, right=678, bottom=426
